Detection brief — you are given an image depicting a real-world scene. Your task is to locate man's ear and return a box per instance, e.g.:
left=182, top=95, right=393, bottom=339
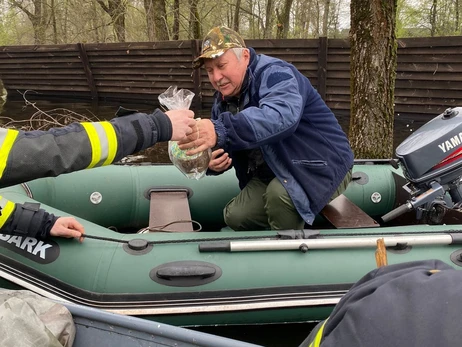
left=243, top=49, right=250, bottom=64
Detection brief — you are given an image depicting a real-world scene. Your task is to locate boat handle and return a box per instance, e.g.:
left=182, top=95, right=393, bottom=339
left=156, top=265, right=216, bottom=280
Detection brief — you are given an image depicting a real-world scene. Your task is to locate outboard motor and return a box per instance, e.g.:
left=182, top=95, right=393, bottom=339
left=382, top=107, right=462, bottom=224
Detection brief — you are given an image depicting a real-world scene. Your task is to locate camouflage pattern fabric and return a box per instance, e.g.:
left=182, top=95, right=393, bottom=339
left=193, top=26, right=246, bottom=69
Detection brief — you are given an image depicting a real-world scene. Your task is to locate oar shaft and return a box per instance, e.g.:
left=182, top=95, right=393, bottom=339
left=199, top=234, right=455, bottom=252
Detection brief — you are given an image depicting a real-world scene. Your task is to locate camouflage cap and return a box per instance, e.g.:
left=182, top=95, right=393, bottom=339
left=192, top=26, right=246, bottom=69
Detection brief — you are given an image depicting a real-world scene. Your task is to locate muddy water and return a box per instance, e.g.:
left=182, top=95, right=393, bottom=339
left=0, top=99, right=172, bottom=163
left=0, top=99, right=435, bottom=162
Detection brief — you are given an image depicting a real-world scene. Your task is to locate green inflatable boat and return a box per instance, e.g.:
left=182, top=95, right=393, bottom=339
left=2, top=107, right=462, bottom=328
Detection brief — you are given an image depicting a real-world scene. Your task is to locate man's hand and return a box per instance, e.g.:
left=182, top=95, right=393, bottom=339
left=178, top=119, right=217, bottom=155
left=165, top=110, right=196, bottom=141
left=50, top=217, right=85, bottom=242
left=209, top=149, right=232, bottom=172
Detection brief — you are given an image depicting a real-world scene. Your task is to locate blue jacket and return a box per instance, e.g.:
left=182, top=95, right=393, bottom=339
left=210, top=48, right=354, bottom=225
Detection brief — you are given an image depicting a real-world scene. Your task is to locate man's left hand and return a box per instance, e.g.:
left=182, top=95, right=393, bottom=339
left=178, top=119, right=217, bottom=155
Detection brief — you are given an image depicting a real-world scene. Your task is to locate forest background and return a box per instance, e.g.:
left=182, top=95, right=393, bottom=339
left=0, top=0, right=460, bottom=45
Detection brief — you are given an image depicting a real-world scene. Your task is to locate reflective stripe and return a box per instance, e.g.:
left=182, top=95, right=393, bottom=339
left=309, top=319, right=328, bottom=347
left=100, top=121, right=117, bottom=165
left=81, top=122, right=118, bottom=169
left=0, top=129, right=19, bottom=179
left=0, top=195, right=15, bottom=228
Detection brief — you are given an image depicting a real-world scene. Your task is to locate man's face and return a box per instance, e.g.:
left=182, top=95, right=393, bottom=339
left=204, top=49, right=250, bottom=97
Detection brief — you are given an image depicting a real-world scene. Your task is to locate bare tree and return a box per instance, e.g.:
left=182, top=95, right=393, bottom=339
left=429, top=0, right=437, bottom=36
left=144, top=0, right=169, bottom=41
left=457, top=0, right=460, bottom=33
left=263, top=0, right=274, bottom=38
left=233, top=0, right=241, bottom=31
left=9, top=0, right=49, bottom=44
left=276, top=0, right=294, bottom=38
left=321, top=0, right=330, bottom=36
left=349, top=0, right=398, bottom=158
left=95, top=0, right=126, bottom=42
left=172, top=0, right=179, bottom=40
left=189, top=0, right=201, bottom=39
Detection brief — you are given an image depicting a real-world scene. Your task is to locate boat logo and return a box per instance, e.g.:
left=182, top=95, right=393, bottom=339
left=0, top=234, right=59, bottom=264
left=438, top=134, right=462, bottom=153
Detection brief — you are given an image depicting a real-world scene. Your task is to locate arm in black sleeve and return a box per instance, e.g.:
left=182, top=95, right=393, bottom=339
left=0, top=109, right=173, bottom=188
left=110, top=109, right=173, bottom=161
left=1, top=202, right=59, bottom=239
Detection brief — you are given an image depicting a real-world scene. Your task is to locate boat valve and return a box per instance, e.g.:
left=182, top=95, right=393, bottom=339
left=128, top=239, right=149, bottom=250
left=123, top=238, right=153, bottom=255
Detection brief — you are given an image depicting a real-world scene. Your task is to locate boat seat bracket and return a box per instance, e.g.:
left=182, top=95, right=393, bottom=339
left=320, top=194, right=380, bottom=229
left=146, top=187, right=195, bottom=232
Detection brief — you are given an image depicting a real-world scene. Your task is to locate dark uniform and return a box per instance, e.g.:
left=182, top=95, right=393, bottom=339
left=300, top=259, right=462, bottom=347
left=0, top=109, right=172, bottom=238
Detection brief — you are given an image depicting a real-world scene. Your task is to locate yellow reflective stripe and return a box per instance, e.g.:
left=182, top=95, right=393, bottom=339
left=82, top=122, right=118, bottom=169
left=0, top=196, right=16, bottom=228
left=82, top=122, right=101, bottom=169
left=100, top=121, right=117, bottom=166
left=0, top=129, right=19, bottom=179
left=309, top=318, right=328, bottom=347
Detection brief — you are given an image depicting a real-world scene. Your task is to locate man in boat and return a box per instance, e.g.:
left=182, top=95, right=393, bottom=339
left=299, top=259, right=462, bottom=347
left=179, top=26, right=354, bottom=230
left=0, top=108, right=195, bottom=240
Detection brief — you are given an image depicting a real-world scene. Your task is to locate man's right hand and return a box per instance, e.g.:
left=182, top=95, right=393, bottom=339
left=165, top=110, right=196, bottom=141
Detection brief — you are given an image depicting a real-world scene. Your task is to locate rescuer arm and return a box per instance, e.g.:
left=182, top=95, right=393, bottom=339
left=0, top=197, right=83, bottom=240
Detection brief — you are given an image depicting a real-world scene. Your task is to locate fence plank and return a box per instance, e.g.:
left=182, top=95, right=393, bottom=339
left=2, top=37, right=462, bottom=117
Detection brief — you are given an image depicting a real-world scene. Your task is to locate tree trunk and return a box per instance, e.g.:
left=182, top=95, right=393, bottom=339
left=233, top=0, right=241, bottom=32
left=145, top=0, right=155, bottom=41
left=51, top=0, right=57, bottom=44
left=95, top=0, right=127, bottom=42
left=172, top=0, right=180, bottom=40
left=11, top=0, right=49, bottom=44
left=456, top=0, right=460, bottom=34
left=430, top=0, right=437, bottom=37
left=144, top=0, right=169, bottom=41
left=349, top=0, right=397, bottom=159
left=275, top=0, right=294, bottom=38
left=263, top=0, right=274, bottom=38
left=321, top=0, right=330, bottom=37
left=188, top=0, right=201, bottom=39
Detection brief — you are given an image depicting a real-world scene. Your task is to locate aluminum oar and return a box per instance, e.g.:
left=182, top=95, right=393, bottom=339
left=199, top=233, right=462, bottom=252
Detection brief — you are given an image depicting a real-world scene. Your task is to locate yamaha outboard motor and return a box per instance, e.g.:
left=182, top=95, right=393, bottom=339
left=382, top=107, right=462, bottom=224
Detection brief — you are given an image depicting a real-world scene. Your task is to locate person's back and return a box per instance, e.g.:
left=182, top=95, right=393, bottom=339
left=300, top=259, right=462, bottom=347
left=246, top=51, right=353, bottom=218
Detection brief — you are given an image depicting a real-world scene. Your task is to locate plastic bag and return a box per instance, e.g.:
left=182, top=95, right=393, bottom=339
left=159, top=86, right=211, bottom=180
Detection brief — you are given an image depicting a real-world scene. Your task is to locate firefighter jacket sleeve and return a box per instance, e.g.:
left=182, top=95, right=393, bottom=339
left=0, top=109, right=172, bottom=188
left=0, top=197, right=58, bottom=239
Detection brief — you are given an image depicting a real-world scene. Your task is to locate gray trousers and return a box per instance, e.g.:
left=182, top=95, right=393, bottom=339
left=224, top=169, right=352, bottom=230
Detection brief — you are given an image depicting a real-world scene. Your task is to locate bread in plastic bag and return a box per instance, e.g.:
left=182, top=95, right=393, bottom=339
left=158, top=86, right=211, bottom=180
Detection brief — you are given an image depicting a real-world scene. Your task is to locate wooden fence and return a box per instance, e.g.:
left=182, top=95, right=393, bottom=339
left=1, top=36, right=462, bottom=117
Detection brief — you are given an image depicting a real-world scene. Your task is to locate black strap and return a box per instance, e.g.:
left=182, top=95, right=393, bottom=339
left=12, top=202, right=44, bottom=237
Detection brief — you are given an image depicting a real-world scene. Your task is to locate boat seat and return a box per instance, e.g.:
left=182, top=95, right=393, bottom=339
left=320, top=194, right=379, bottom=228
left=148, top=189, right=194, bottom=232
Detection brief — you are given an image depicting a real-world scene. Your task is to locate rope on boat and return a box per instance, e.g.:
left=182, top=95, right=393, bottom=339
left=141, top=220, right=203, bottom=232
left=80, top=233, right=276, bottom=245
left=80, top=229, right=462, bottom=246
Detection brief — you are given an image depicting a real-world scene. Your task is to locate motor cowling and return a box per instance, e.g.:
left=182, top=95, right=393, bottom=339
left=396, top=107, right=462, bottom=185
left=382, top=107, right=462, bottom=224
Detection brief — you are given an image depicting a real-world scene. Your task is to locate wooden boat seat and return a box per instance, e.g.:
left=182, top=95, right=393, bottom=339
left=320, top=194, right=380, bottom=228
left=148, top=189, right=194, bottom=232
